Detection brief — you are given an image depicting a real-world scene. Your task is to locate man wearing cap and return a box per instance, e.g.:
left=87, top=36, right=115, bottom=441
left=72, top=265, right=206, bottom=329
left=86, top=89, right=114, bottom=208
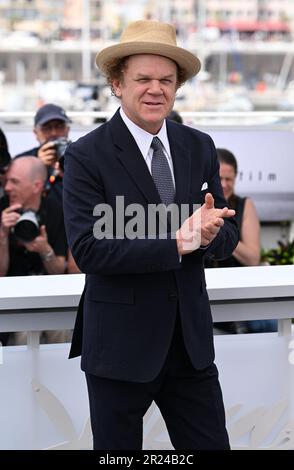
left=63, top=20, right=239, bottom=450
left=16, top=103, right=71, bottom=204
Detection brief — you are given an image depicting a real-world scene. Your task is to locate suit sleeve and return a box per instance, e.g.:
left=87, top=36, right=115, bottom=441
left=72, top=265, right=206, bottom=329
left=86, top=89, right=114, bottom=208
left=63, top=141, right=181, bottom=275
left=201, top=136, right=239, bottom=260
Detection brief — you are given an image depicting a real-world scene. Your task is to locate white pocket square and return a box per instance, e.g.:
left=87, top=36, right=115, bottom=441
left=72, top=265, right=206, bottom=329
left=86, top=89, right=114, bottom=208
left=201, top=182, right=208, bottom=191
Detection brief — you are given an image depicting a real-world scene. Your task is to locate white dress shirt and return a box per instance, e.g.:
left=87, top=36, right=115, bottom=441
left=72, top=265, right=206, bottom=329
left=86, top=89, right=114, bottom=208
left=119, top=108, right=175, bottom=187
left=119, top=108, right=185, bottom=260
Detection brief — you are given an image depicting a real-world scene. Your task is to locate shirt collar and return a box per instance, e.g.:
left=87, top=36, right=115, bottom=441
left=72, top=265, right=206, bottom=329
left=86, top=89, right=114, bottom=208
left=119, top=107, right=171, bottom=161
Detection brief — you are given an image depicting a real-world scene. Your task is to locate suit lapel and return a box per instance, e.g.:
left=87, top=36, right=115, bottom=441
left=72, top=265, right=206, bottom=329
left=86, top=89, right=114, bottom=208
left=167, top=121, right=191, bottom=205
left=108, top=111, right=191, bottom=206
left=109, top=110, right=162, bottom=205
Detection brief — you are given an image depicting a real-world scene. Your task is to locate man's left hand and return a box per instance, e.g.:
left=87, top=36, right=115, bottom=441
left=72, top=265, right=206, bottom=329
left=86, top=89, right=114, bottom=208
left=199, top=193, right=235, bottom=246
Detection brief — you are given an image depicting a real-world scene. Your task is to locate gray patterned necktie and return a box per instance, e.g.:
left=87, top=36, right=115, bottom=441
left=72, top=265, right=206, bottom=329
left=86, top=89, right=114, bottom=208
left=151, top=137, right=175, bottom=206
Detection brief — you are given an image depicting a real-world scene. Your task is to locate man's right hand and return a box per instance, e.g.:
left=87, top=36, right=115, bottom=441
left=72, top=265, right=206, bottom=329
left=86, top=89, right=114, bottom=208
left=37, top=141, right=57, bottom=167
left=0, top=204, right=22, bottom=236
left=176, top=193, right=235, bottom=256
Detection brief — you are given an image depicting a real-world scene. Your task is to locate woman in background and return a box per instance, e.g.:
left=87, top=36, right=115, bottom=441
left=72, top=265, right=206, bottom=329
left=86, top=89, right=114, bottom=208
left=216, top=147, right=260, bottom=267
left=207, top=148, right=276, bottom=333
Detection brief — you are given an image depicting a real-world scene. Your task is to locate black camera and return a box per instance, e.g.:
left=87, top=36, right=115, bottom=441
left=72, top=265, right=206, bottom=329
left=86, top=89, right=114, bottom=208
left=50, top=137, right=71, bottom=170
left=14, top=209, right=40, bottom=242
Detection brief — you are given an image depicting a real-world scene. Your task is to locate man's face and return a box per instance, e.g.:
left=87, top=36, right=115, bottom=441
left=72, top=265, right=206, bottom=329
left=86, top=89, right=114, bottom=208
left=113, top=54, right=178, bottom=134
left=5, top=163, right=36, bottom=207
left=34, top=119, right=69, bottom=144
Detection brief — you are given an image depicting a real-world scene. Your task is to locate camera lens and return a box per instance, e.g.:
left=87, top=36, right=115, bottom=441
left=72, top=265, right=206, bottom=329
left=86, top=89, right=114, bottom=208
left=14, top=210, right=40, bottom=242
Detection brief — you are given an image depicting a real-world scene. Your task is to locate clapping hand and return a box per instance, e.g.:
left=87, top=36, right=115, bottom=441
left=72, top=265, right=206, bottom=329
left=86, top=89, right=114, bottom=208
left=176, top=193, right=235, bottom=255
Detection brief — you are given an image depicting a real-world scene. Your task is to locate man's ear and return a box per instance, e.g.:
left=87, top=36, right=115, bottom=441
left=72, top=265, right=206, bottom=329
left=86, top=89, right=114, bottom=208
left=112, top=79, right=122, bottom=97
left=33, top=127, right=45, bottom=145
left=33, top=179, right=44, bottom=194
left=33, top=127, right=42, bottom=144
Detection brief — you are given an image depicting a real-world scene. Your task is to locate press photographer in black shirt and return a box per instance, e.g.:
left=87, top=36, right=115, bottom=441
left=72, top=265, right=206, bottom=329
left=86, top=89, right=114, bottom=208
left=0, top=156, right=67, bottom=277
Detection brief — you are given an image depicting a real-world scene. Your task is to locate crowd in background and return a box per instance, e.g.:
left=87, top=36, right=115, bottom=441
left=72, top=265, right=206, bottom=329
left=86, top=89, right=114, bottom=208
left=0, top=104, right=80, bottom=346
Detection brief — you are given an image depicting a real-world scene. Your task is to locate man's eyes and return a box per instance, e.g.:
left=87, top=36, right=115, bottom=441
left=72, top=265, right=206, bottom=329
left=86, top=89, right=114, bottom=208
left=136, top=78, right=173, bottom=84
left=41, top=124, right=66, bottom=132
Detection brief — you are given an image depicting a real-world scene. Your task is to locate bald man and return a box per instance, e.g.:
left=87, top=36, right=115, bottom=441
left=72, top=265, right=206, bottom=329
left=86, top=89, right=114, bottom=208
left=0, top=156, right=67, bottom=277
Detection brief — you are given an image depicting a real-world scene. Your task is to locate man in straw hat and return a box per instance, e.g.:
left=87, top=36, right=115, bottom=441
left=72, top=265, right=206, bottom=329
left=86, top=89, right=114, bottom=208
left=63, top=19, right=238, bottom=450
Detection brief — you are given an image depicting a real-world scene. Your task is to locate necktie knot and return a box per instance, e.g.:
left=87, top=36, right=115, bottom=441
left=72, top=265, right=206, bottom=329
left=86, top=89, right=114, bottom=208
left=151, top=136, right=164, bottom=152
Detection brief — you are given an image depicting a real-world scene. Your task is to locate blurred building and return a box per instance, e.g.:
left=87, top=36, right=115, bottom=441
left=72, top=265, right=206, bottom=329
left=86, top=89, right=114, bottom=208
left=201, top=0, right=293, bottom=40
left=1, top=1, right=294, bottom=41
left=2, top=0, right=294, bottom=112
left=0, top=0, right=64, bottom=38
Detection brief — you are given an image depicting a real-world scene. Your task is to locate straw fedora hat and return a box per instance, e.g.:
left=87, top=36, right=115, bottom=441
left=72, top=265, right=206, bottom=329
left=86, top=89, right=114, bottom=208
left=96, top=20, right=201, bottom=81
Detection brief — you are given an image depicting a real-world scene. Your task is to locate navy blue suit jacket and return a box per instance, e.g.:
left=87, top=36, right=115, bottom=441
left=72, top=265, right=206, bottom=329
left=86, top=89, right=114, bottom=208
left=63, top=110, right=238, bottom=382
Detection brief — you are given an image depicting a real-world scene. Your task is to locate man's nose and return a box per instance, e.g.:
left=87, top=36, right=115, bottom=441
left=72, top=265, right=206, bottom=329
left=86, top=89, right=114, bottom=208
left=5, top=181, right=11, bottom=192
left=47, top=129, right=59, bottom=139
left=148, top=80, right=163, bottom=94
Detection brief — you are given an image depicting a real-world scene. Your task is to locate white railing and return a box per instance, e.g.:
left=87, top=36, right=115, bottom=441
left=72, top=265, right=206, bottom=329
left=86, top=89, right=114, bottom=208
left=0, top=266, right=293, bottom=334
left=0, top=265, right=294, bottom=449
left=2, top=110, right=294, bottom=122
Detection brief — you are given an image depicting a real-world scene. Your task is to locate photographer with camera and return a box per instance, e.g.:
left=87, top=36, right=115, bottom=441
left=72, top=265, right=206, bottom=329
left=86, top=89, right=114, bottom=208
left=15, top=103, right=71, bottom=205
left=0, top=156, right=67, bottom=277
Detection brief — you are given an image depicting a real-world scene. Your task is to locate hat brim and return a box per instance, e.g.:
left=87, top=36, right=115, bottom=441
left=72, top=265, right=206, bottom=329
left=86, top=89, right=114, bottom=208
left=96, top=42, right=201, bottom=81
left=36, top=114, right=71, bottom=127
